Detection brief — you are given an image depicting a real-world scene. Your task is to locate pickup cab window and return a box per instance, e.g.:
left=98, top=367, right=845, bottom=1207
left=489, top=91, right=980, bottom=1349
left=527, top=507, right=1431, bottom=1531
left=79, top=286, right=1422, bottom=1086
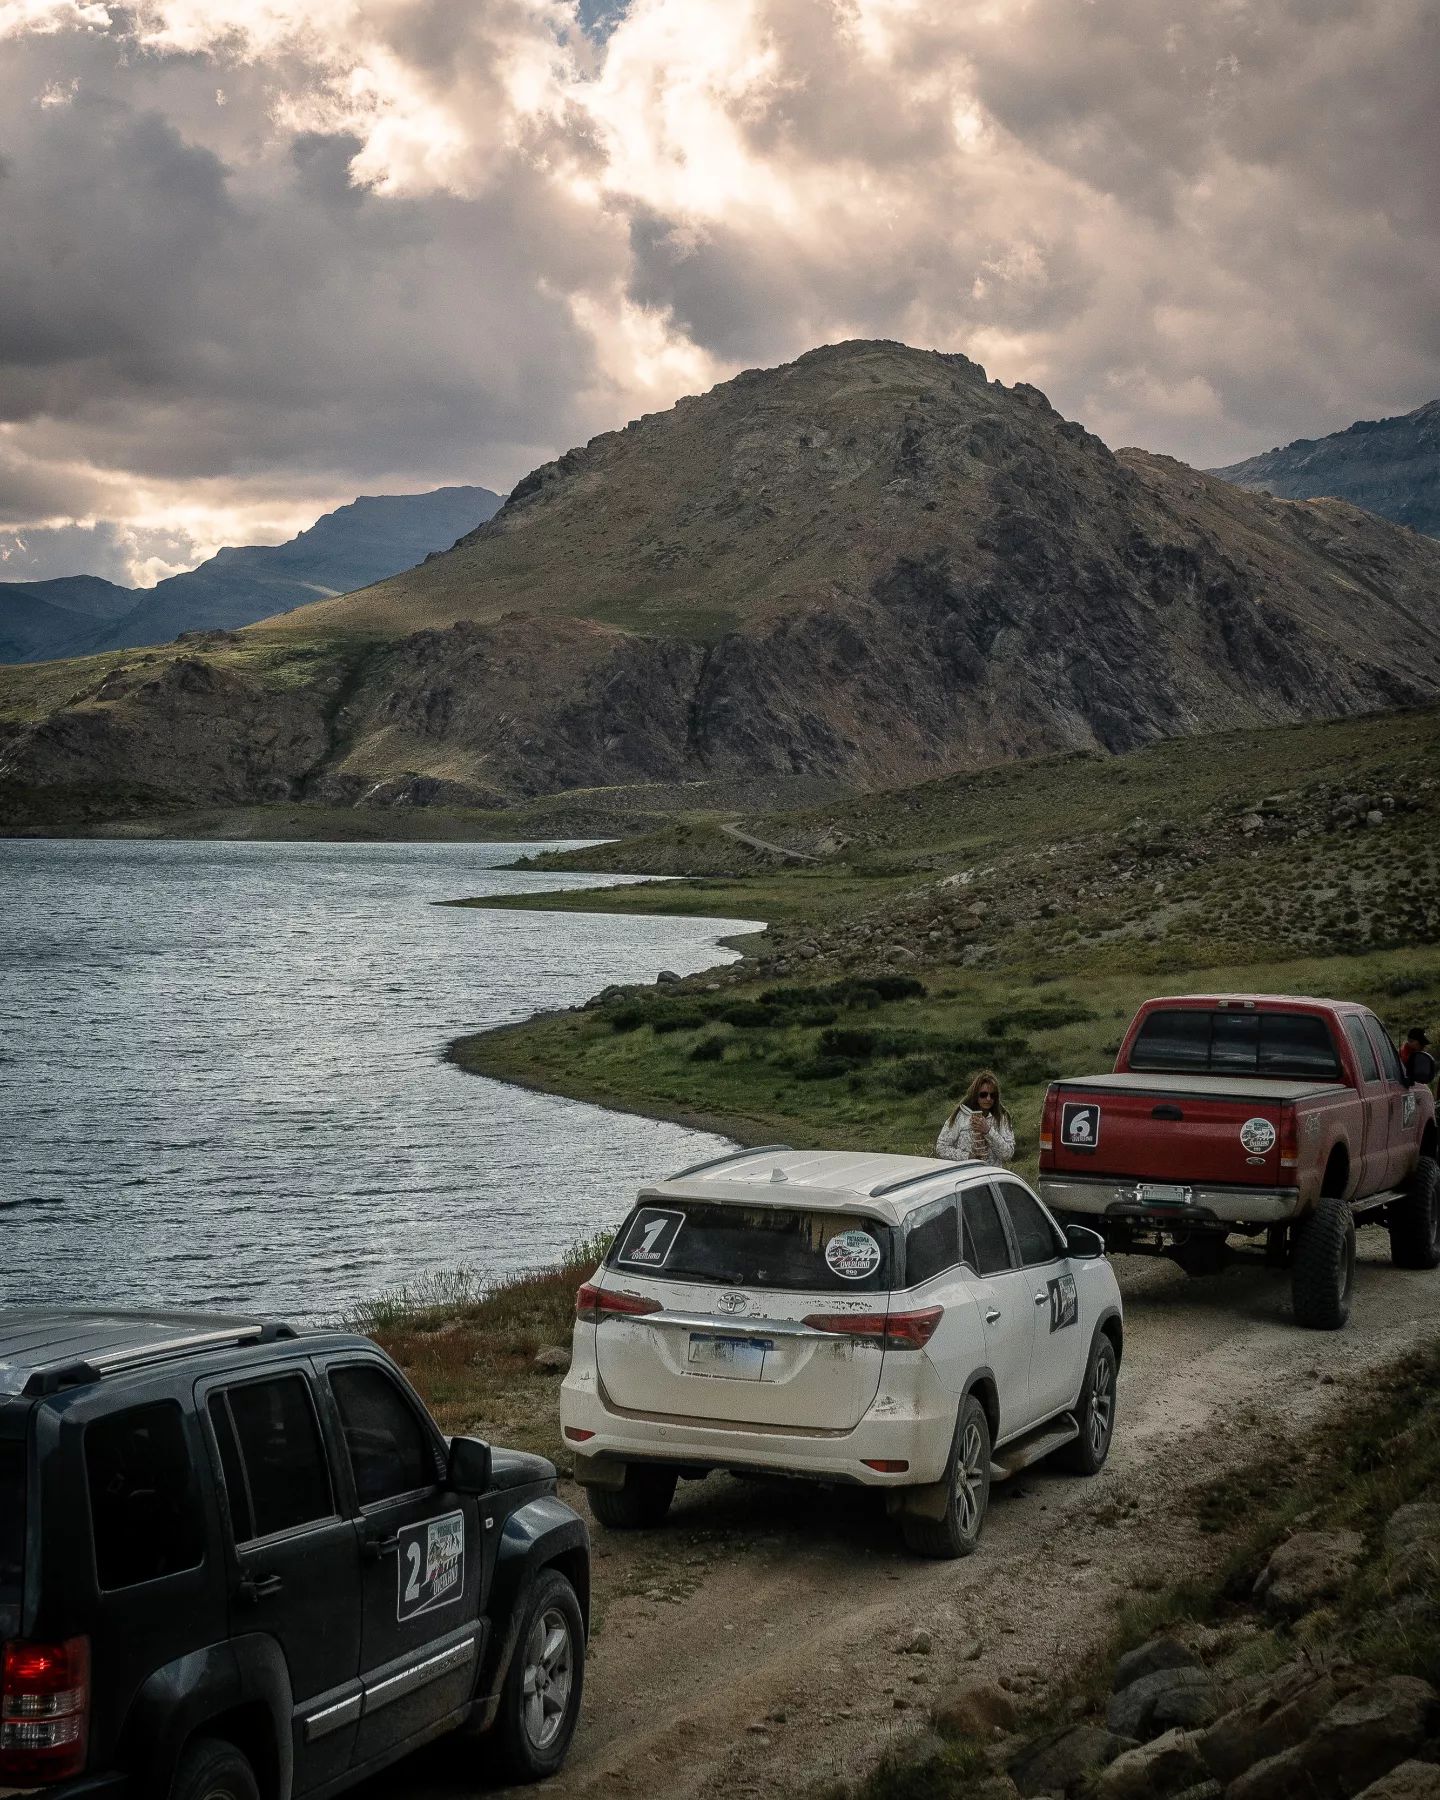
left=1130, top=1009, right=1341, bottom=1080
left=1344, top=1016, right=1380, bottom=1082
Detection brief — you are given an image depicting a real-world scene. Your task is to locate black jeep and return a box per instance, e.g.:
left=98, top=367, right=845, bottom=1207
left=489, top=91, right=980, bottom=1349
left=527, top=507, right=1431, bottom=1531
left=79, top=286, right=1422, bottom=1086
left=0, top=1307, right=588, bottom=1798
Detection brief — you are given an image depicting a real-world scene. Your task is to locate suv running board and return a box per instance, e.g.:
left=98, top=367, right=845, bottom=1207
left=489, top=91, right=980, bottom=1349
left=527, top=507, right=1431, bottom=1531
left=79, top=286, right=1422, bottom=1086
left=991, top=1413, right=1079, bottom=1480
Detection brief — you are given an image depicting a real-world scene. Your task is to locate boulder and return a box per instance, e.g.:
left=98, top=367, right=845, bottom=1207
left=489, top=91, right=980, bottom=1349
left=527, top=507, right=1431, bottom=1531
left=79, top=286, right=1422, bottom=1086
left=1252, top=1530, right=1365, bottom=1613
left=1007, top=1724, right=1134, bottom=1797
left=1228, top=1676, right=1438, bottom=1800
left=656, top=969, right=682, bottom=984
left=1113, top=1636, right=1201, bottom=1692
left=931, top=1677, right=1019, bottom=1738
left=1355, top=1764, right=1440, bottom=1800
left=1107, top=1666, right=1217, bottom=1741
left=1095, top=1729, right=1210, bottom=1800
left=1198, top=1667, right=1346, bottom=1784
left=533, top=1346, right=571, bottom=1372
left=1385, top=1503, right=1440, bottom=1592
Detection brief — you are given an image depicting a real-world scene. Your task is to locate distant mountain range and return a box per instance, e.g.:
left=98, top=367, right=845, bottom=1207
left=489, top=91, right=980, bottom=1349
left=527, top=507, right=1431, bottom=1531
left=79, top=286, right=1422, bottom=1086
left=1212, top=398, right=1440, bottom=538
left=0, top=487, right=503, bottom=664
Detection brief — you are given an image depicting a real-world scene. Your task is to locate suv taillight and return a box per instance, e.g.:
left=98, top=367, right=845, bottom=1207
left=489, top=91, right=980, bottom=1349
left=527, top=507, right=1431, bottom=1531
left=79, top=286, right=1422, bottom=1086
left=0, top=1636, right=91, bottom=1781
left=1039, top=1084, right=1059, bottom=1158
left=575, top=1283, right=662, bottom=1323
left=802, top=1307, right=943, bottom=1350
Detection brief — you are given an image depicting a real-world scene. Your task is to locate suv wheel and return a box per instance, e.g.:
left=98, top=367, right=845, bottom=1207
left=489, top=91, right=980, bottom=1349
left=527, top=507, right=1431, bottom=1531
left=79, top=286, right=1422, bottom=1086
left=168, top=1737, right=260, bottom=1800
left=900, top=1392, right=991, bottom=1560
left=587, top=1463, right=677, bottom=1529
left=1056, top=1329, right=1118, bottom=1474
left=1291, top=1196, right=1356, bottom=1329
left=1389, top=1154, right=1440, bottom=1270
left=494, top=1567, right=586, bottom=1782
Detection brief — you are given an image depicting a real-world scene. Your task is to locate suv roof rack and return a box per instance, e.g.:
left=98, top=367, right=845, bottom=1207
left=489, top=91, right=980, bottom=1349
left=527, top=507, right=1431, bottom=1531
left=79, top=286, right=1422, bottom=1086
left=869, top=1163, right=977, bottom=1199
left=666, top=1144, right=793, bottom=1181
left=11, top=1317, right=298, bottom=1399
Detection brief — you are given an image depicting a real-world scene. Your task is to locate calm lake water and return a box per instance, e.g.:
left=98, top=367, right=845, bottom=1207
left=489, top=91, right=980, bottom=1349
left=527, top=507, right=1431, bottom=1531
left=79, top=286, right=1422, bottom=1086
left=0, top=840, right=758, bottom=1321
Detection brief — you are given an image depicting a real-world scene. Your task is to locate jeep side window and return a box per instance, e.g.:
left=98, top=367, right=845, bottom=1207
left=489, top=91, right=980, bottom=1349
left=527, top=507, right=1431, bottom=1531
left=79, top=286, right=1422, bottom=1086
left=960, top=1185, right=1014, bottom=1277
left=84, top=1401, right=204, bottom=1590
left=905, top=1196, right=960, bottom=1286
left=330, top=1364, right=437, bottom=1508
left=996, top=1181, right=1065, bottom=1267
left=209, top=1376, right=334, bottom=1542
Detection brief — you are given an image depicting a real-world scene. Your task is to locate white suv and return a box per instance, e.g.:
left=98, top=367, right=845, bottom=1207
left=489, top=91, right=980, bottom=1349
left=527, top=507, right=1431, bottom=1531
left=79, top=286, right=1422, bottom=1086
left=560, top=1147, right=1123, bottom=1557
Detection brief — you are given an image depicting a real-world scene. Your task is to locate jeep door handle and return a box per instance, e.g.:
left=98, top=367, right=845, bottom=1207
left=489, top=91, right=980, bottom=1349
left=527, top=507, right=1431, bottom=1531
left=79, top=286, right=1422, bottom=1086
left=984, top=1308, right=1001, bottom=1324
left=362, top=1532, right=399, bottom=1563
left=237, top=1573, right=284, bottom=1604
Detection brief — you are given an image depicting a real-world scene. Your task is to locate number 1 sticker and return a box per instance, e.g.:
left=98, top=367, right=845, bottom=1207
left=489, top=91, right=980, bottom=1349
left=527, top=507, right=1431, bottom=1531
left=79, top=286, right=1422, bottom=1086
left=616, top=1208, right=685, bottom=1269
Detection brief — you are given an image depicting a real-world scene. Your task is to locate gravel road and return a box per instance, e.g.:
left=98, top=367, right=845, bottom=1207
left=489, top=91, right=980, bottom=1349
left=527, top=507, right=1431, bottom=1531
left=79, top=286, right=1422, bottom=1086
left=384, top=1236, right=1440, bottom=1800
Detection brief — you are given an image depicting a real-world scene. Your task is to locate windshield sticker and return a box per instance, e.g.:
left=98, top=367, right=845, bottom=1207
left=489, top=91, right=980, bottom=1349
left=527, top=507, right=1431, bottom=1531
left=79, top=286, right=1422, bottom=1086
left=1061, top=1101, right=1101, bottom=1150
left=615, top=1208, right=685, bottom=1269
left=397, top=1509, right=464, bottom=1622
left=1047, top=1273, right=1079, bottom=1333
left=1239, top=1117, right=1277, bottom=1155
left=825, top=1229, right=882, bottom=1280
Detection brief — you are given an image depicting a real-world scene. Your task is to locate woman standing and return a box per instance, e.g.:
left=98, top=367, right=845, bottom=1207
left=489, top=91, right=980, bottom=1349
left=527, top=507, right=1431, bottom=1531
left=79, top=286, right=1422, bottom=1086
left=935, top=1070, right=1016, bottom=1166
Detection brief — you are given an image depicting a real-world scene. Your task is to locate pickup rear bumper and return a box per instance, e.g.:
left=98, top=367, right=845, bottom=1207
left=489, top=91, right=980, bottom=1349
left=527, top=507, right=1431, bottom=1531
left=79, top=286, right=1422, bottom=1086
left=1039, top=1174, right=1301, bottom=1229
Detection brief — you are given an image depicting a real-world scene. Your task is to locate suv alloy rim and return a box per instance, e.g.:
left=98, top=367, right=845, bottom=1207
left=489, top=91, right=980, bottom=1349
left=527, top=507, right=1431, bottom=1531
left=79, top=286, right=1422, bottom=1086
left=1089, top=1350, right=1114, bottom=1458
left=954, top=1417, right=986, bottom=1536
left=522, top=1607, right=574, bottom=1750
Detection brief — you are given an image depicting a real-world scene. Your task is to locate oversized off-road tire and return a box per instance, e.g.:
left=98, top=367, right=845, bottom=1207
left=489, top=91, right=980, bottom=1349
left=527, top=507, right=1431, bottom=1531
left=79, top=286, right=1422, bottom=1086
left=492, top=1568, right=585, bottom=1783
left=1055, top=1329, right=1118, bottom=1475
left=900, top=1392, right=991, bottom=1559
left=586, top=1463, right=677, bottom=1529
left=1291, top=1196, right=1356, bottom=1329
left=1389, top=1154, right=1440, bottom=1271
left=167, top=1738, right=260, bottom=1800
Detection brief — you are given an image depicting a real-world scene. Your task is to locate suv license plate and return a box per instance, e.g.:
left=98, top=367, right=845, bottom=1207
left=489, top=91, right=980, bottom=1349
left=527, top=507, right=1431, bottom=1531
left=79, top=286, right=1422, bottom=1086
left=1137, top=1183, right=1193, bottom=1206
left=687, top=1334, right=772, bottom=1380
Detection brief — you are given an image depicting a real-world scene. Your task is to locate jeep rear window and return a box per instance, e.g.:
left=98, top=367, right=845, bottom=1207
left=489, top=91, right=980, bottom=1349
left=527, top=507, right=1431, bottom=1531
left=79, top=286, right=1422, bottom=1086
left=608, top=1201, right=895, bottom=1292
left=84, top=1401, right=204, bottom=1590
left=1129, top=1009, right=1341, bottom=1079
left=0, top=1439, right=24, bottom=1602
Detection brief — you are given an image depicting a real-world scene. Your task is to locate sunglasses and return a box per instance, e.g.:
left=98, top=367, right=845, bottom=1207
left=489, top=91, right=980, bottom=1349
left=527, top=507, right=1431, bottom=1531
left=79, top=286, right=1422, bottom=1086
left=976, top=1090, right=997, bottom=1100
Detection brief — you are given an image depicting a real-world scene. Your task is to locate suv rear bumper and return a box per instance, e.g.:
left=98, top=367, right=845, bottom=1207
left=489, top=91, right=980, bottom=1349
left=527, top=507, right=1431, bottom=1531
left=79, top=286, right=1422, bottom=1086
left=3, top=1774, right=129, bottom=1797
left=1039, top=1174, right=1301, bottom=1228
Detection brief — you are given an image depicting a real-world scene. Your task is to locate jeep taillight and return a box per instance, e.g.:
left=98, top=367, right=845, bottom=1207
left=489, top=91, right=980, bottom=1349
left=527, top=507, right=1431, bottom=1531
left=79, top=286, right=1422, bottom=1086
left=802, top=1307, right=943, bottom=1350
left=0, top=1636, right=90, bottom=1781
left=575, top=1283, right=662, bottom=1323
left=1039, top=1084, right=1059, bottom=1158
left=1280, top=1106, right=1299, bottom=1171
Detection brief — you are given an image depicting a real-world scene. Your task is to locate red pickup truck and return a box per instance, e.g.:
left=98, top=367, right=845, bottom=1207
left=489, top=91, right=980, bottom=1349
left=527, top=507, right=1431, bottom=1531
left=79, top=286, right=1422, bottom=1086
left=1037, top=994, right=1439, bottom=1329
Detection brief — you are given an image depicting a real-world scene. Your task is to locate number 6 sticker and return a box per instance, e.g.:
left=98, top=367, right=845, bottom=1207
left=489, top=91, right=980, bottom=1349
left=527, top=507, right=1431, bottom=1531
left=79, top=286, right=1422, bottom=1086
left=615, top=1207, right=685, bottom=1270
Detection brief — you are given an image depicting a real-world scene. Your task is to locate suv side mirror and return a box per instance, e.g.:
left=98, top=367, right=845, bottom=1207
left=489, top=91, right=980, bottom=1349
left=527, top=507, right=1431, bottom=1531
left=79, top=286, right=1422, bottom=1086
left=447, top=1435, right=493, bottom=1494
left=1064, top=1223, right=1106, bottom=1261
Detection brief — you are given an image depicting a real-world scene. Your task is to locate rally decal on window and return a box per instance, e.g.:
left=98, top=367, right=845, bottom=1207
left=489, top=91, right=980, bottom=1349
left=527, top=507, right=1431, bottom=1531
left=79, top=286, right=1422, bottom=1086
left=396, top=1509, right=464, bottom=1622
left=1061, top=1101, right=1100, bottom=1151
left=824, top=1230, right=882, bottom=1280
left=1047, top=1273, right=1079, bottom=1333
left=615, top=1208, right=686, bottom=1270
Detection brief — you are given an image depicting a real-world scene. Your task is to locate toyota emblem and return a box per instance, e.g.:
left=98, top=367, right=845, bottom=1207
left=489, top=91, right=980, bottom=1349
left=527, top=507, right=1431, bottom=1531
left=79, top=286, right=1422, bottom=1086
left=716, top=1291, right=750, bottom=1315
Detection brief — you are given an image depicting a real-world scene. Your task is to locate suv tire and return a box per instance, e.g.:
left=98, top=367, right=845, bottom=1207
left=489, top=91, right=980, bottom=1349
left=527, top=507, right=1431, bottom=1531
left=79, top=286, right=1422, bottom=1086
left=493, top=1568, right=586, bottom=1783
left=1055, top=1329, right=1118, bottom=1474
left=1389, top=1154, right=1440, bottom=1271
left=1291, top=1196, right=1356, bottom=1329
left=168, top=1737, right=260, bottom=1800
left=587, top=1464, right=677, bottom=1529
left=900, top=1392, right=991, bottom=1560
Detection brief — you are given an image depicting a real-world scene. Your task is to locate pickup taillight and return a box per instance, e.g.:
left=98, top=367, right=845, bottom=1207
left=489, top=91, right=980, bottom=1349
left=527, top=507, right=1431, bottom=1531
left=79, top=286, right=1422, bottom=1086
left=1039, top=1084, right=1059, bottom=1157
left=575, top=1283, right=662, bottom=1323
left=0, top=1636, right=91, bottom=1781
left=1279, top=1106, right=1299, bottom=1171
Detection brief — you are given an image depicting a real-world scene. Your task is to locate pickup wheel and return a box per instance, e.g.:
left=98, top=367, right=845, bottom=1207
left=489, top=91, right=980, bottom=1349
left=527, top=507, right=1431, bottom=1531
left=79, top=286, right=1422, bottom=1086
left=1290, top=1197, right=1356, bottom=1329
left=1055, top=1330, right=1118, bottom=1474
left=1389, top=1154, right=1440, bottom=1270
left=900, top=1393, right=991, bottom=1559
left=167, top=1737, right=260, bottom=1800
left=493, top=1568, right=586, bottom=1783
left=587, top=1463, right=677, bottom=1529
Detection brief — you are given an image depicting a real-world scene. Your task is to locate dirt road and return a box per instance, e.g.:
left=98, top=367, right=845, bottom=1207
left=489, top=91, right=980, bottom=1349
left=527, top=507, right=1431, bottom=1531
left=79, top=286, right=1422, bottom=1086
left=385, top=1239, right=1440, bottom=1799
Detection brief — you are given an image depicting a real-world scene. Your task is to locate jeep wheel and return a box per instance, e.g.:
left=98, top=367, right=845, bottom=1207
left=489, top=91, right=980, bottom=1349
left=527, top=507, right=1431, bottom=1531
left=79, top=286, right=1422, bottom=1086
left=494, top=1568, right=585, bottom=1782
left=900, top=1392, right=991, bottom=1560
left=168, top=1737, right=260, bottom=1800
left=1389, top=1154, right=1440, bottom=1271
left=1055, top=1330, right=1118, bottom=1475
left=1291, top=1197, right=1356, bottom=1329
left=587, top=1463, right=677, bottom=1529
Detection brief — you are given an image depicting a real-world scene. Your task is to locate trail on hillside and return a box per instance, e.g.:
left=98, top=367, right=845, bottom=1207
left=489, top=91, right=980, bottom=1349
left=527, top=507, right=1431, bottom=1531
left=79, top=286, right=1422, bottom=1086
left=381, top=1242, right=1440, bottom=1800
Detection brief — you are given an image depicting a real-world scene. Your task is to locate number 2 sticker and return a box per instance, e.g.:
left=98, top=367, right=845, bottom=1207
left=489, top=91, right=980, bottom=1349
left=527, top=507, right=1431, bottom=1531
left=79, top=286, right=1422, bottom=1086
left=396, top=1510, right=464, bottom=1622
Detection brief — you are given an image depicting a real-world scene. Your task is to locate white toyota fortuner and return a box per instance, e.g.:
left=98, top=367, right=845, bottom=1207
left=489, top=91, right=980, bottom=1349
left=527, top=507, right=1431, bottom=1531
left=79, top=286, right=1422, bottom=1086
left=560, top=1147, right=1123, bottom=1557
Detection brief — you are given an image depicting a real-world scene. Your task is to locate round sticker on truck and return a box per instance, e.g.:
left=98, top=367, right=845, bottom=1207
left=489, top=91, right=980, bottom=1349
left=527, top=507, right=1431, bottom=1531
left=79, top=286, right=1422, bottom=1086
left=1240, top=1117, right=1277, bottom=1155
left=825, top=1230, right=881, bottom=1280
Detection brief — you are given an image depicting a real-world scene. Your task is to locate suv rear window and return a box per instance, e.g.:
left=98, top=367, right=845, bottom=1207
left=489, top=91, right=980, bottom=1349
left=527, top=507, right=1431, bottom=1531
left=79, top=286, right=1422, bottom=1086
left=0, top=1438, right=24, bottom=1601
left=609, top=1201, right=895, bottom=1292
left=1130, top=1009, right=1341, bottom=1079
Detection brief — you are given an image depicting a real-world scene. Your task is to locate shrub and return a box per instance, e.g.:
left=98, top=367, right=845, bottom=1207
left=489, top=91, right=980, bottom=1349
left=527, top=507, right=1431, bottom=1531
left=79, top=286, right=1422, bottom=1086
left=794, top=1055, right=850, bottom=1081
left=880, top=1055, right=950, bottom=1096
left=818, top=1027, right=879, bottom=1062
left=868, top=974, right=927, bottom=1002
left=689, top=1033, right=727, bottom=1063
left=719, top=1002, right=773, bottom=1028
left=607, top=1004, right=649, bottom=1033
left=986, top=1001, right=1097, bottom=1035
left=653, top=1007, right=707, bottom=1034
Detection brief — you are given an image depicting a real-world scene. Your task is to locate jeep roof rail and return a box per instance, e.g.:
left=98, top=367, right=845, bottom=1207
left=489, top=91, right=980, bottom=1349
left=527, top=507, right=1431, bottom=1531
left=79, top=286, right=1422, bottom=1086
left=666, top=1144, right=793, bottom=1181
left=4, top=1314, right=299, bottom=1399
left=869, top=1162, right=979, bottom=1199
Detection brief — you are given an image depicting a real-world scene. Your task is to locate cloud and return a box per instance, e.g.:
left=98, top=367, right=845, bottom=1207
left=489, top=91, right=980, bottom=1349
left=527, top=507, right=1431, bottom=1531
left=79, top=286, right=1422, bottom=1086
left=1, top=0, right=1437, bottom=584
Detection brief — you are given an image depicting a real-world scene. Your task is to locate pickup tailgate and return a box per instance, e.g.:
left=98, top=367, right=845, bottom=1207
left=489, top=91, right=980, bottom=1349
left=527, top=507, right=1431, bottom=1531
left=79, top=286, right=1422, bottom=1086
left=1048, top=1075, right=1289, bottom=1188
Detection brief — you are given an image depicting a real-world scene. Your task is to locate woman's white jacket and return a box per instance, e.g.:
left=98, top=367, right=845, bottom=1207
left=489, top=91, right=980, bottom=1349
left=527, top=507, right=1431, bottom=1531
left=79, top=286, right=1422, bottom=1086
left=935, top=1104, right=1016, bottom=1166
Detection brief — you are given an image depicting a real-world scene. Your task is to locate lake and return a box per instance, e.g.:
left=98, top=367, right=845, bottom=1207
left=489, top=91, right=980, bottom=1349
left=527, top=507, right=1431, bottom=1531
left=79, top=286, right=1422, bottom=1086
left=0, top=839, right=757, bottom=1320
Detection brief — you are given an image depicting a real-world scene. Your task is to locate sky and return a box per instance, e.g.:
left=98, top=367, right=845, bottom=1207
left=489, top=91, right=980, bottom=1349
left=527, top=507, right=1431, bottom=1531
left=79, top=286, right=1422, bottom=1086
left=1, top=0, right=1437, bottom=587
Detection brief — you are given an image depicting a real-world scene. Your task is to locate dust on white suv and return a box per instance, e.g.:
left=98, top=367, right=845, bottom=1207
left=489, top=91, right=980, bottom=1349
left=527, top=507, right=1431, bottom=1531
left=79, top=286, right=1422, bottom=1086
left=560, top=1147, right=1123, bottom=1557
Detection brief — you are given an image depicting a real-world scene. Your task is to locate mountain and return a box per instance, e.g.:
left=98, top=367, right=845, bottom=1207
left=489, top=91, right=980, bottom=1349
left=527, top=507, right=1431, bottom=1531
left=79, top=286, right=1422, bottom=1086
left=4, top=340, right=1440, bottom=827
left=0, top=487, right=503, bottom=664
left=1212, top=398, right=1440, bottom=538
